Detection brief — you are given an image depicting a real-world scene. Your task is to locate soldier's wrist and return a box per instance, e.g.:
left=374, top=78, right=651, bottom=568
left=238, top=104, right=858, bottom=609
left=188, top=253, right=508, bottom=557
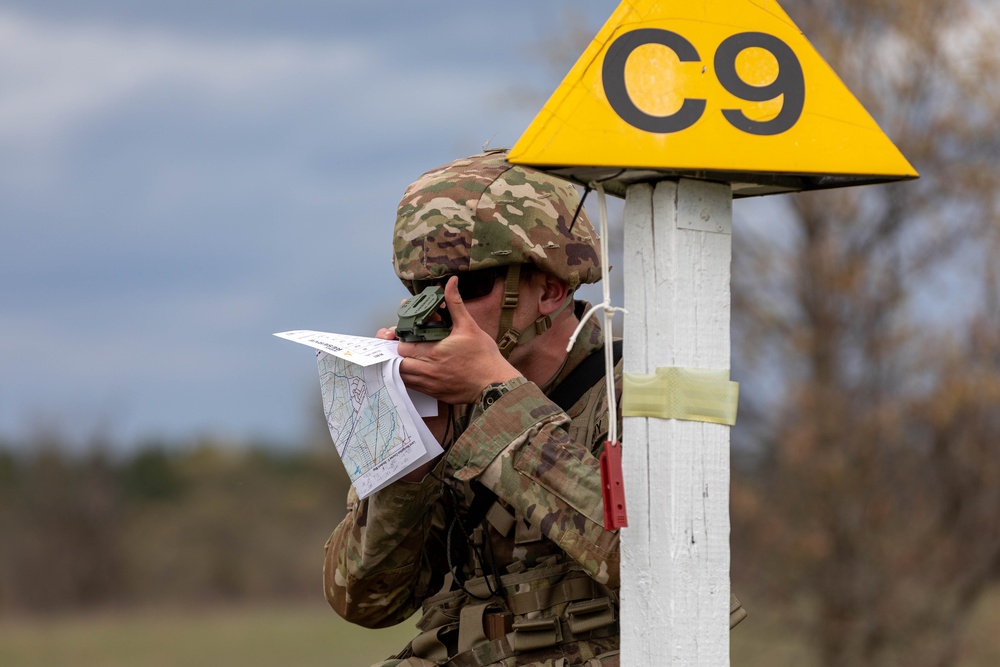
left=479, top=376, right=527, bottom=411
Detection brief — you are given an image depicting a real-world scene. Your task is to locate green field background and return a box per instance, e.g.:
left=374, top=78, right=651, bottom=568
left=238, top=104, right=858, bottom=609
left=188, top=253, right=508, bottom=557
left=0, top=604, right=416, bottom=667
left=2, top=590, right=998, bottom=667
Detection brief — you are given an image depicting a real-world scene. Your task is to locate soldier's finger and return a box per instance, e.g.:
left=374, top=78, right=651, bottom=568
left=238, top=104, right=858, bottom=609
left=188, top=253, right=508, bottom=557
left=442, top=276, right=474, bottom=329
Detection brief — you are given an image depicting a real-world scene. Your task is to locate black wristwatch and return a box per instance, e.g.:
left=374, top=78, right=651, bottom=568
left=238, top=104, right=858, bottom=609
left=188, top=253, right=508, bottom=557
left=480, top=382, right=512, bottom=411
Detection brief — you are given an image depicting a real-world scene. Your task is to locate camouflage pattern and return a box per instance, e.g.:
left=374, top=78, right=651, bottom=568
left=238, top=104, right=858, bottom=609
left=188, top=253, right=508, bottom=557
left=324, top=307, right=622, bottom=667
left=392, top=148, right=603, bottom=291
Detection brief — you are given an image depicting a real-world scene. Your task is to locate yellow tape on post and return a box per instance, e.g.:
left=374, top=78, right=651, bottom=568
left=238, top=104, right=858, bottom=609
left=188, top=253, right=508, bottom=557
left=622, top=368, right=739, bottom=426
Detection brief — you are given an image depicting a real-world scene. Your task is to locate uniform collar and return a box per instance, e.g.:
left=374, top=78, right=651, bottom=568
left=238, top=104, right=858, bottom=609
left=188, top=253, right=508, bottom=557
left=543, top=300, right=605, bottom=394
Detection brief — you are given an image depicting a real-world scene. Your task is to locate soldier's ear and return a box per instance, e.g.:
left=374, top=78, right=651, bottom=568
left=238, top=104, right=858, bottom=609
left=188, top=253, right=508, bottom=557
left=537, top=273, right=571, bottom=316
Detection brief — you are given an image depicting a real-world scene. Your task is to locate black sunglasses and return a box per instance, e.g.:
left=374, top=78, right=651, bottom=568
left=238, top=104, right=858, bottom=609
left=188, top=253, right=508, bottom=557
left=412, top=268, right=504, bottom=301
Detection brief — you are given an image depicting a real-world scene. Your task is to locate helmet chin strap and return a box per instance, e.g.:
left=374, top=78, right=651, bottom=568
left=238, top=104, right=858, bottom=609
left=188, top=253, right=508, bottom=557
left=495, top=265, right=574, bottom=359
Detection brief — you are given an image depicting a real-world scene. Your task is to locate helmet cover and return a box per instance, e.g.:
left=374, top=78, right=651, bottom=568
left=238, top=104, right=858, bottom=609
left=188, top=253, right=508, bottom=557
left=392, top=148, right=602, bottom=291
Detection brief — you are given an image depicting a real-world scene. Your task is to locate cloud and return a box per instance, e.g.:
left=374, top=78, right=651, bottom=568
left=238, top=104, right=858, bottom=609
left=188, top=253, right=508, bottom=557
left=0, top=10, right=366, bottom=143
left=0, top=1, right=614, bottom=448
left=0, top=6, right=533, bottom=201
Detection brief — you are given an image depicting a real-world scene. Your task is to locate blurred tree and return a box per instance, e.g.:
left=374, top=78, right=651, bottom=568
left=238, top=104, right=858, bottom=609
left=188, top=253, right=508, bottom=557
left=0, top=440, right=127, bottom=611
left=520, top=1, right=1000, bottom=666
left=120, top=440, right=347, bottom=605
left=728, top=1, right=1000, bottom=666
left=35, top=393, right=350, bottom=610
left=119, top=446, right=185, bottom=502
left=0, top=432, right=350, bottom=614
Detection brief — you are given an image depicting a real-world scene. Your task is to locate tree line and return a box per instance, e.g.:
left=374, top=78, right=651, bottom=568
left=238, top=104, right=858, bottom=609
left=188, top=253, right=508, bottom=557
left=0, top=438, right=351, bottom=614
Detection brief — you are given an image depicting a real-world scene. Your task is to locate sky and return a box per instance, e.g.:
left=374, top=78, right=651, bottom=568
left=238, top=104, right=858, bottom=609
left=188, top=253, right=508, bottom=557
left=0, top=0, right=625, bottom=451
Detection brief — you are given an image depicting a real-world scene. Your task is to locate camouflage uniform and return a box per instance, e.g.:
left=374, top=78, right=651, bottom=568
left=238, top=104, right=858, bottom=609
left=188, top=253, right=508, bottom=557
left=324, top=150, right=622, bottom=666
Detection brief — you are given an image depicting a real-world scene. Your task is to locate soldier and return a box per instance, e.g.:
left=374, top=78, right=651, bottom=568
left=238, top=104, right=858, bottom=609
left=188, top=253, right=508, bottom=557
left=325, top=148, right=622, bottom=667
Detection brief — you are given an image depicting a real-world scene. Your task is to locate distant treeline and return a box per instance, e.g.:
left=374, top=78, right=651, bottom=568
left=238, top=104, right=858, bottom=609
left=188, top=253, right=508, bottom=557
left=2, top=428, right=998, bottom=667
left=0, top=441, right=352, bottom=614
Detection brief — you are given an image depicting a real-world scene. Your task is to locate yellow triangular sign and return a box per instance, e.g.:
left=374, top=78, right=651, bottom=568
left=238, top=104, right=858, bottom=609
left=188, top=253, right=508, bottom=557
left=509, top=0, right=917, bottom=196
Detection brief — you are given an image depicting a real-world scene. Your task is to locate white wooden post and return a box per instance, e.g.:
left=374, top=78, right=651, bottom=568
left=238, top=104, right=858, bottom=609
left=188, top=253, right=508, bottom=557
left=620, top=178, right=733, bottom=665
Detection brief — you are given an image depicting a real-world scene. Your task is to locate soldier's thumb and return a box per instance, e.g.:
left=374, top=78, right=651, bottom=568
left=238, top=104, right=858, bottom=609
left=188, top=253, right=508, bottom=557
left=442, top=276, right=473, bottom=328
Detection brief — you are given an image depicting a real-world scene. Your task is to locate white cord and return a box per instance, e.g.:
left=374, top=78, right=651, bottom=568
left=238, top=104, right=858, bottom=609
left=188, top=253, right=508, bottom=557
left=565, top=182, right=627, bottom=444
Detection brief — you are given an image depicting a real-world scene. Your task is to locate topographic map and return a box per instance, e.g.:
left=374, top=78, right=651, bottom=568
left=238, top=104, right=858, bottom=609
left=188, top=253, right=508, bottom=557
left=318, top=353, right=427, bottom=497
left=275, top=330, right=441, bottom=498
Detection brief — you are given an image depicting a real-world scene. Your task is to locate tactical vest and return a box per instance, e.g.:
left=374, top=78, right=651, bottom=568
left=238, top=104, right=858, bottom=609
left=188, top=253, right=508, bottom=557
left=383, top=340, right=745, bottom=667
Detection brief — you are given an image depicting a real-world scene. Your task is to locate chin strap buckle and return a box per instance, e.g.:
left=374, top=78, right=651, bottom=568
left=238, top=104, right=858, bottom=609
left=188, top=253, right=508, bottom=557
left=496, top=329, right=521, bottom=358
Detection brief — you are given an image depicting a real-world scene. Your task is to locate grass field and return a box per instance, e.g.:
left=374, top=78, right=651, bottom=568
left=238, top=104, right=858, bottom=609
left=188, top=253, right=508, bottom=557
left=1, top=592, right=998, bottom=667
left=0, top=603, right=417, bottom=667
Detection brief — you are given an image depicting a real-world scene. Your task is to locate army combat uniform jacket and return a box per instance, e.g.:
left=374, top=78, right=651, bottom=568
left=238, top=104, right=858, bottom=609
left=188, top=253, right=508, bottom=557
left=325, top=307, right=622, bottom=667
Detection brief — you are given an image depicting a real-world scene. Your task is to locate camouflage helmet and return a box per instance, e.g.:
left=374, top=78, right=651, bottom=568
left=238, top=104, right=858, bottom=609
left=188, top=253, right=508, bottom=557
left=392, top=148, right=603, bottom=291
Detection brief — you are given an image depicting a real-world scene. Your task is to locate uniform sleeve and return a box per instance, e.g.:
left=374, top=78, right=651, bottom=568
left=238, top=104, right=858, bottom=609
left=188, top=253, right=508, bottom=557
left=323, top=470, right=448, bottom=628
left=445, top=377, right=621, bottom=588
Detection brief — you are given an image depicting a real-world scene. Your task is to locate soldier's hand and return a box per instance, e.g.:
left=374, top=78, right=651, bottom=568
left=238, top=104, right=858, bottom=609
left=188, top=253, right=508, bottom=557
left=375, top=326, right=398, bottom=341
left=375, top=297, right=411, bottom=340
left=396, top=276, right=520, bottom=405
